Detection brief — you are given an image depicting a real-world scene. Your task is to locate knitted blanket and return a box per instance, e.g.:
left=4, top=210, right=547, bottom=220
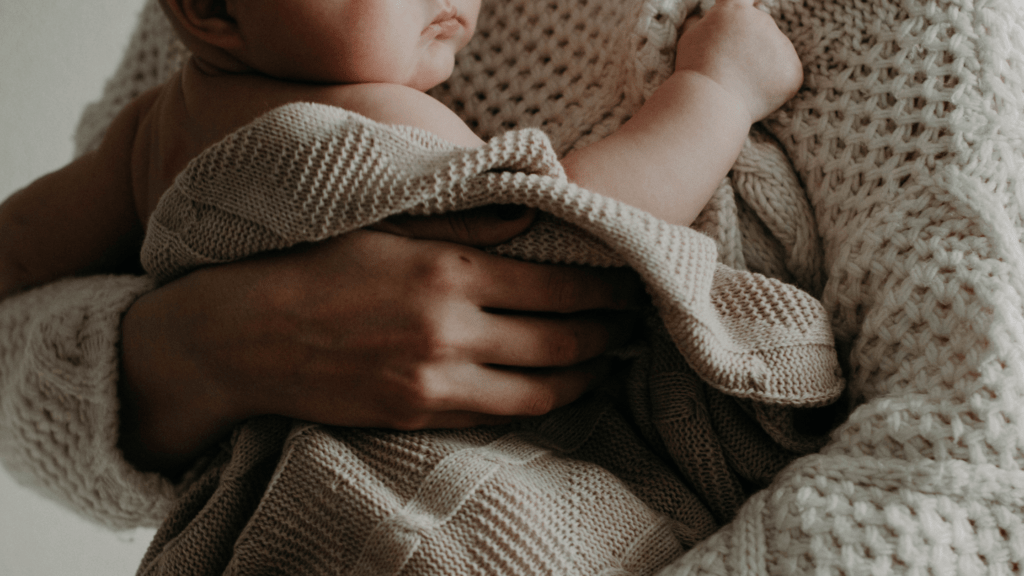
left=61, top=0, right=1024, bottom=573
left=135, top=104, right=845, bottom=573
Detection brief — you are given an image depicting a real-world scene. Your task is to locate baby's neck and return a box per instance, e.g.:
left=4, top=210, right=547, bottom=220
left=189, top=56, right=233, bottom=77
left=185, top=50, right=256, bottom=79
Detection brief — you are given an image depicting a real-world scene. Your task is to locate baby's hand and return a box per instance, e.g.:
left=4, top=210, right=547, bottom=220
left=674, top=0, right=803, bottom=124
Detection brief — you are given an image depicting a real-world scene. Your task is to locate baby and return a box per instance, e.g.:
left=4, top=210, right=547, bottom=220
left=0, top=0, right=801, bottom=300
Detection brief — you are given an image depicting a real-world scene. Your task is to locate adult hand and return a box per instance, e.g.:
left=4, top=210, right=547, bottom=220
left=119, top=206, right=643, bottom=474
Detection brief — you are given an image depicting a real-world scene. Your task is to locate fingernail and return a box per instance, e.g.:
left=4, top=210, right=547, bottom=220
left=494, top=204, right=528, bottom=221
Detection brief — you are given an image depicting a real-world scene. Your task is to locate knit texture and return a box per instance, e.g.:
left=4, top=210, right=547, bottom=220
left=134, top=98, right=843, bottom=573
left=658, top=0, right=1024, bottom=574
left=0, top=274, right=175, bottom=527
left=0, top=0, right=1021, bottom=572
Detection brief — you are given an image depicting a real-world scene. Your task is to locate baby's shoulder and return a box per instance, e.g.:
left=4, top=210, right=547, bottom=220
left=314, top=83, right=483, bottom=147
left=183, top=65, right=483, bottom=148
left=323, top=82, right=436, bottom=114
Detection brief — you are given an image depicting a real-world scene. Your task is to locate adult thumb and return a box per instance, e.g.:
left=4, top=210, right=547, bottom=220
left=370, top=205, right=537, bottom=247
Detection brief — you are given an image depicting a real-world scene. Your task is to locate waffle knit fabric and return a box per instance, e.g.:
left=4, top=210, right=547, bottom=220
left=132, top=96, right=844, bottom=576
left=0, top=0, right=1020, bottom=573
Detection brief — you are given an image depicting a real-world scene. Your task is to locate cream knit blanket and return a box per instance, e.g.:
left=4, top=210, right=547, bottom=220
left=0, top=0, right=1021, bottom=573
left=134, top=100, right=844, bottom=576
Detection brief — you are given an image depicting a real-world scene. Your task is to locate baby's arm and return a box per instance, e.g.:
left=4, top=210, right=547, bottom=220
left=300, top=0, right=801, bottom=230
left=561, top=0, right=803, bottom=226
left=0, top=95, right=148, bottom=300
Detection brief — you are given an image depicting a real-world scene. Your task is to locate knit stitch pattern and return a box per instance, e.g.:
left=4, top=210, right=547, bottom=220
left=660, top=0, right=1024, bottom=574
left=0, top=0, right=1021, bottom=573
left=133, top=98, right=842, bottom=573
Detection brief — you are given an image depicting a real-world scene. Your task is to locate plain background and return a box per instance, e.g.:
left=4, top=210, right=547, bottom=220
left=0, top=0, right=158, bottom=573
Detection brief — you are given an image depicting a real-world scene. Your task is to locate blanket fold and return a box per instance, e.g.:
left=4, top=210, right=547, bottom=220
left=143, top=106, right=843, bottom=407
left=136, top=102, right=844, bottom=575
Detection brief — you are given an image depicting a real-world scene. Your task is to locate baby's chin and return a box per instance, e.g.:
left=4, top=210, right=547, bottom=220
left=288, top=54, right=457, bottom=93
left=406, top=59, right=457, bottom=93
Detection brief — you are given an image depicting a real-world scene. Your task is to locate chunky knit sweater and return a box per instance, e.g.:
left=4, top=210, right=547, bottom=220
left=1, top=0, right=1023, bottom=574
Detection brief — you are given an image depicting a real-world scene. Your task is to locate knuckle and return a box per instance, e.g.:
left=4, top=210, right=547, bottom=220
left=398, top=366, right=447, bottom=410
left=412, top=250, right=474, bottom=297
left=405, top=312, right=460, bottom=363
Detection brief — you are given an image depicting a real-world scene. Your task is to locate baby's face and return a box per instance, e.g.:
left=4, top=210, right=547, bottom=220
left=236, top=0, right=481, bottom=90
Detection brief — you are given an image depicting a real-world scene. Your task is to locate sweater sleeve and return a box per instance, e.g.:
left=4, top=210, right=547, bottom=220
left=0, top=274, right=180, bottom=530
left=0, top=0, right=188, bottom=530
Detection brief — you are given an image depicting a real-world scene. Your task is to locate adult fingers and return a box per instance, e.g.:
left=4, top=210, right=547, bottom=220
left=371, top=205, right=537, bottom=247
left=468, top=357, right=618, bottom=416
left=464, top=254, right=645, bottom=313
left=415, top=357, right=617, bottom=423
left=375, top=213, right=645, bottom=314
left=466, top=309, right=639, bottom=367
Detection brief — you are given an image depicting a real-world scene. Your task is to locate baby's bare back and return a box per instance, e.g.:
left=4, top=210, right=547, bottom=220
left=132, top=62, right=315, bottom=220
left=133, top=60, right=483, bottom=222
left=0, top=58, right=478, bottom=299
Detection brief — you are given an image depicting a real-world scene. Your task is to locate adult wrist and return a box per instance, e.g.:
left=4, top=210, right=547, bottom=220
left=118, top=277, right=244, bottom=476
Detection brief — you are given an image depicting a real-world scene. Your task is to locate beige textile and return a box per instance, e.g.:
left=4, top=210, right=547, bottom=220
left=128, top=0, right=848, bottom=566
left=135, top=97, right=843, bottom=573
left=0, top=0, right=1021, bottom=573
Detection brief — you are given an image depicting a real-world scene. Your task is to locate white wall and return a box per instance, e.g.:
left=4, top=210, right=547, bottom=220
left=0, top=0, right=157, bottom=573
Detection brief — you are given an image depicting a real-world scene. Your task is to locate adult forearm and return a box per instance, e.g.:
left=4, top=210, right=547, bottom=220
left=119, top=271, right=249, bottom=476
left=117, top=223, right=644, bottom=477
left=561, top=71, right=751, bottom=226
